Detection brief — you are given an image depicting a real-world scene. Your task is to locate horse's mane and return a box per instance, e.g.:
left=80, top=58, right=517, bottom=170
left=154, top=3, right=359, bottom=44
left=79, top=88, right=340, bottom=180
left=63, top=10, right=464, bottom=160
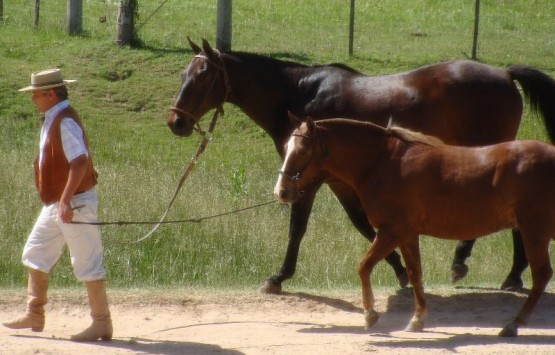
left=228, top=51, right=361, bottom=74
left=230, top=51, right=308, bottom=68
left=322, top=63, right=362, bottom=74
left=387, top=126, right=444, bottom=146
left=317, top=119, right=444, bottom=147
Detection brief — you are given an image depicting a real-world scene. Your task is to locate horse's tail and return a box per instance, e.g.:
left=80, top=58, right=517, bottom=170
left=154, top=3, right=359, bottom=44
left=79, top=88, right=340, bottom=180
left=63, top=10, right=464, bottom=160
left=508, top=65, right=555, bottom=143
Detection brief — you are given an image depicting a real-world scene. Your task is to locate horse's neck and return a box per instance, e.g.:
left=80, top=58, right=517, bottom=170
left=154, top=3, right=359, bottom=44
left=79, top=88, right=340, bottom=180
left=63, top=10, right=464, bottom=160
left=225, top=56, right=307, bottom=142
left=323, top=124, right=391, bottom=175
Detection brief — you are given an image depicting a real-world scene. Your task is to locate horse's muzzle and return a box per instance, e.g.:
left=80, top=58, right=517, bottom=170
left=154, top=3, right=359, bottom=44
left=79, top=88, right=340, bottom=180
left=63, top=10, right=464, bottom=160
left=274, top=188, right=303, bottom=204
left=167, top=114, right=194, bottom=137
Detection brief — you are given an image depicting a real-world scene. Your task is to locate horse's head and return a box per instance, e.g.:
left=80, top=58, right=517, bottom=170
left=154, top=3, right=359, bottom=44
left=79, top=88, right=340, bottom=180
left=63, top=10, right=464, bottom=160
left=167, top=38, right=230, bottom=137
left=274, top=112, right=325, bottom=204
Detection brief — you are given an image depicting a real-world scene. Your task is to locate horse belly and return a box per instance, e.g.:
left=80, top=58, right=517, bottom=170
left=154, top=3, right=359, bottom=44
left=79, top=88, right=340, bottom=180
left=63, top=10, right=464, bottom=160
left=410, top=181, right=516, bottom=240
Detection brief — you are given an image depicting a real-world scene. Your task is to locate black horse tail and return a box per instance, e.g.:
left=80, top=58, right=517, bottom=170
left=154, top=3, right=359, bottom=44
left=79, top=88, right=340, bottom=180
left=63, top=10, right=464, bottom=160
left=508, top=65, right=555, bottom=143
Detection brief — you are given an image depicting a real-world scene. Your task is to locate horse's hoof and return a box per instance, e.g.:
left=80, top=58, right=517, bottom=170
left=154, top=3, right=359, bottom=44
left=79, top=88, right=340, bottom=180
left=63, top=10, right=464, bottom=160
left=451, top=263, right=469, bottom=283
left=405, top=318, right=424, bottom=332
left=364, top=310, right=380, bottom=330
left=498, top=323, right=518, bottom=337
left=500, top=277, right=523, bottom=292
left=397, top=271, right=410, bottom=288
left=259, top=279, right=282, bottom=294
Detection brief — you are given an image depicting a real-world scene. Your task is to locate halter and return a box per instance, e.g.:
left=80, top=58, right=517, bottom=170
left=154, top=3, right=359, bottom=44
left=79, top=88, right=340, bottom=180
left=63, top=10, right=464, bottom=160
left=278, top=130, right=327, bottom=184
left=170, top=49, right=231, bottom=136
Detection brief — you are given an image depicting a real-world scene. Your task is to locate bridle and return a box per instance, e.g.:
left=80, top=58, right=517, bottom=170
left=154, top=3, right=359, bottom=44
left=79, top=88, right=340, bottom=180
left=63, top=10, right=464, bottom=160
left=170, top=48, right=231, bottom=135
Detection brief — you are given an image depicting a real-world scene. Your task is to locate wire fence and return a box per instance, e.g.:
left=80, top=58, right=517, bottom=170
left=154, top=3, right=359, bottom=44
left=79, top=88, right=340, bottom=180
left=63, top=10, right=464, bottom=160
left=1, top=1, right=553, bottom=68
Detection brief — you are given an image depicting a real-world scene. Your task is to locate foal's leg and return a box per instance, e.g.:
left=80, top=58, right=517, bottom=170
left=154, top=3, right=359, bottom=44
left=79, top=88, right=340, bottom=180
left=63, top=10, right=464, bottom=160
left=328, top=181, right=408, bottom=287
left=499, top=235, right=552, bottom=337
left=260, top=181, right=320, bottom=294
left=358, top=230, right=401, bottom=330
left=500, top=229, right=528, bottom=291
left=398, top=237, right=427, bottom=332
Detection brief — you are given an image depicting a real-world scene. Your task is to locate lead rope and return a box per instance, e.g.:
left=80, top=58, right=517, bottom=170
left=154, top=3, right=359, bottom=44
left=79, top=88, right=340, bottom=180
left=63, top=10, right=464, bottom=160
left=131, top=107, right=222, bottom=243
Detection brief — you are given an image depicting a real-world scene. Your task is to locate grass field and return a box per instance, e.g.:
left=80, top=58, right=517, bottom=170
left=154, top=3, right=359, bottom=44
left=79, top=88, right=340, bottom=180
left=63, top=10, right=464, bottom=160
left=1, top=1, right=554, bottom=291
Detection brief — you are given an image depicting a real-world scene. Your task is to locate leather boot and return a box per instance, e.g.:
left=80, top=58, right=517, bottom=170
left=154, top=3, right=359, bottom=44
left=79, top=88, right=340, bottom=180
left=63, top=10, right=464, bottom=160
left=2, top=268, right=49, bottom=332
left=70, top=280, right=113, bottom=342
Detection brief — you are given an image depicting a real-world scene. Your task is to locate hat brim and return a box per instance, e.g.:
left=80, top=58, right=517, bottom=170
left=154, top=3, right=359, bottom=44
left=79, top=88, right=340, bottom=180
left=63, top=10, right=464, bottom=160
left=19, top=79, right=77, bottom=92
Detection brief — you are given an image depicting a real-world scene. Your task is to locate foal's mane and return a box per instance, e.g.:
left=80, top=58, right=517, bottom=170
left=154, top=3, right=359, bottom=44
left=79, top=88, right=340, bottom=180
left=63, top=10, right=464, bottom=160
left=387, top=126, right=444, bottom=146
left=318, top=119, right=444, bottom=147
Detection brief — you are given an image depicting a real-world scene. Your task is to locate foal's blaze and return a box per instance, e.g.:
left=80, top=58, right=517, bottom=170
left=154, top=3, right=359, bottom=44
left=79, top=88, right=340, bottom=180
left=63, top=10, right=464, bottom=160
left=275, top=114, right=555, bottom=337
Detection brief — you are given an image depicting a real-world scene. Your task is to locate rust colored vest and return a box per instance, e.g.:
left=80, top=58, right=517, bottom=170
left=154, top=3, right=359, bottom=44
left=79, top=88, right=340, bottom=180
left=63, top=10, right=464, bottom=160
left=33, top=107, right=97, bottom=205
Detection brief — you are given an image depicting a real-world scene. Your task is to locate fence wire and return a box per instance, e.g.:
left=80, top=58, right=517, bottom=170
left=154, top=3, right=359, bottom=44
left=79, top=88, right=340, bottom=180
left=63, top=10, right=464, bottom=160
left=1, top=1, right=553, bottom=67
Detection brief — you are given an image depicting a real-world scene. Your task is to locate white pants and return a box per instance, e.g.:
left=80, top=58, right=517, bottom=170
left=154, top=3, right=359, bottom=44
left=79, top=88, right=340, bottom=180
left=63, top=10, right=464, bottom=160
left=22, top=190, right=106, bottom=282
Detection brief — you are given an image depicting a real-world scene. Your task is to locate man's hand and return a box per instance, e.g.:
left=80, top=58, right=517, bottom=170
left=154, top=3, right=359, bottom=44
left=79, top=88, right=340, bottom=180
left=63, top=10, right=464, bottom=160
left=58, top=154, right=88, bottom=223
left=58, top=200, right=74, bottom=223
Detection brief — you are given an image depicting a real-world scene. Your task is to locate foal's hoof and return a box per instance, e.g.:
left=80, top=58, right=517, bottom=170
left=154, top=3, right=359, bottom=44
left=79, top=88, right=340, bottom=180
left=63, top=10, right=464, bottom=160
left=500, top=277, right=524, bottom=292
left=397, top=271, right=410, bottom=288
left=498, top=322, right=519, bottom=337
left=364, top=310, right=380, bottom=330
left=405, top=318, right=424, bottom=332
left=451, top=263, right=469, bottom=283
left=259, top=279, right=282, bottom=294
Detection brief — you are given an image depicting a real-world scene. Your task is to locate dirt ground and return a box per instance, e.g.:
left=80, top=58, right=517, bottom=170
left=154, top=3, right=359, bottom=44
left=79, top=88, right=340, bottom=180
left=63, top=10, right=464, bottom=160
left=1, top=286, right=555, bottom=355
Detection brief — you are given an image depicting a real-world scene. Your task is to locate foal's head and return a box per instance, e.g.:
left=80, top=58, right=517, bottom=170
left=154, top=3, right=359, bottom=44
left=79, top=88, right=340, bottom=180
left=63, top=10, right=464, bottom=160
left=167, top=38, right=229, bottom=137
left=274, top=113, right=326, bottom=204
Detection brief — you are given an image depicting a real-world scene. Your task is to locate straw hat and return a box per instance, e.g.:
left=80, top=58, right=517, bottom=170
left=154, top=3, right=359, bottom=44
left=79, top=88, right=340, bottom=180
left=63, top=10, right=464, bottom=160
left=19, top=69, right=76, bottom=92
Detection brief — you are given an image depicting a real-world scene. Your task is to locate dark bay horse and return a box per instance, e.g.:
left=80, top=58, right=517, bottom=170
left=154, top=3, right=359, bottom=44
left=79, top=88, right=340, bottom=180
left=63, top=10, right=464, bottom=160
left=167, top=38, right=555, bottom=293
left=274, top=114, right=555, bottom=337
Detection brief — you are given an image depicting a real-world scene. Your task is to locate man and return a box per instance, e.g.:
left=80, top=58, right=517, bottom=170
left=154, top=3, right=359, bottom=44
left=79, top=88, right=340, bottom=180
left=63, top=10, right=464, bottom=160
left=2, top=69, right=113, bottom=342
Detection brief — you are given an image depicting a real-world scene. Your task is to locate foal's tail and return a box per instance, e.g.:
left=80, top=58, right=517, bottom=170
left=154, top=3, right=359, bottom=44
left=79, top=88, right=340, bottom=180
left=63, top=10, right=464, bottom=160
left=508, top=65, right=555, bottom=143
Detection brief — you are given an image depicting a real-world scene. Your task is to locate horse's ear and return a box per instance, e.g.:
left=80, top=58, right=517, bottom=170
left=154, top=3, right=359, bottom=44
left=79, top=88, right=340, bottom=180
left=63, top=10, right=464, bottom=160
left=187, top=37, right=202, bottom=54
left=201, top=38, right=219, bottom=62
left=287, top=111, right=303, bottom=128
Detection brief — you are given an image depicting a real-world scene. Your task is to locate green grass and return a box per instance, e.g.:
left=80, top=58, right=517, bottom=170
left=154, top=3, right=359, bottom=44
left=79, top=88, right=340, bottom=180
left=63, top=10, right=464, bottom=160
left=1, top=0, right=554, bottom=291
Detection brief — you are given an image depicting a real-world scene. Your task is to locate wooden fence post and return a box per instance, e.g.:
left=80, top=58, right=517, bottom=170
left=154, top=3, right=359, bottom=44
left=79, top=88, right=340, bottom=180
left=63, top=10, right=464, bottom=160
left=0, top=0, right=4, bottom=22
left=67, top=0, right=83, bottom=35
left=472, top=0, right=480, bottom=60
left=34, top=0, right=40, bottom=28
left=349, top=0, right=355, bottom=56
left=116, top=0, right=137, bottom=46
left=216, top=0, right=232, bottom=51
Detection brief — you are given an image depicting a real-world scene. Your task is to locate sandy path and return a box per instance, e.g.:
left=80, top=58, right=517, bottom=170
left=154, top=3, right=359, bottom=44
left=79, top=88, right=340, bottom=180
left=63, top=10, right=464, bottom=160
left=1, top=287, right=555, bottom=354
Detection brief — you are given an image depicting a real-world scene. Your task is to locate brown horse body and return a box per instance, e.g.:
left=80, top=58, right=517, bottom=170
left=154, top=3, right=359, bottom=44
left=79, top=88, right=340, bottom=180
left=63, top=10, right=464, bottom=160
left=274, top=116, right=555, bottom=337
left=168, top=39, right=555, bottom=293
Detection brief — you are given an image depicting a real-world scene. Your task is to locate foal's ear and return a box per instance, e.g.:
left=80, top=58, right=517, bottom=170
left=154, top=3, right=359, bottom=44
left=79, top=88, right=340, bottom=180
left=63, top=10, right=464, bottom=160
left=187, top=37, right=202, bottom=54
left=287, top=111, right=303, bottom=128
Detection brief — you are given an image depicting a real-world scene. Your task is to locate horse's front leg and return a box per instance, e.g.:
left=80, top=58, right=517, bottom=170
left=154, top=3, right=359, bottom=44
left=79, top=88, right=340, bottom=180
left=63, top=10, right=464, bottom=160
left=358, top=230, right=400, bottom=330
left=328, top=181, right=408, bottom=288
left=398, top=237, right=427, bottom=332
left=260, top=182, right=321, bottom=294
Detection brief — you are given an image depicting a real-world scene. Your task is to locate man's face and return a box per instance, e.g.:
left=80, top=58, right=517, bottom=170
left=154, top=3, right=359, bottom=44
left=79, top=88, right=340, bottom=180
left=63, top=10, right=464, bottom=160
left=31, top=89, right=58, bottom=113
